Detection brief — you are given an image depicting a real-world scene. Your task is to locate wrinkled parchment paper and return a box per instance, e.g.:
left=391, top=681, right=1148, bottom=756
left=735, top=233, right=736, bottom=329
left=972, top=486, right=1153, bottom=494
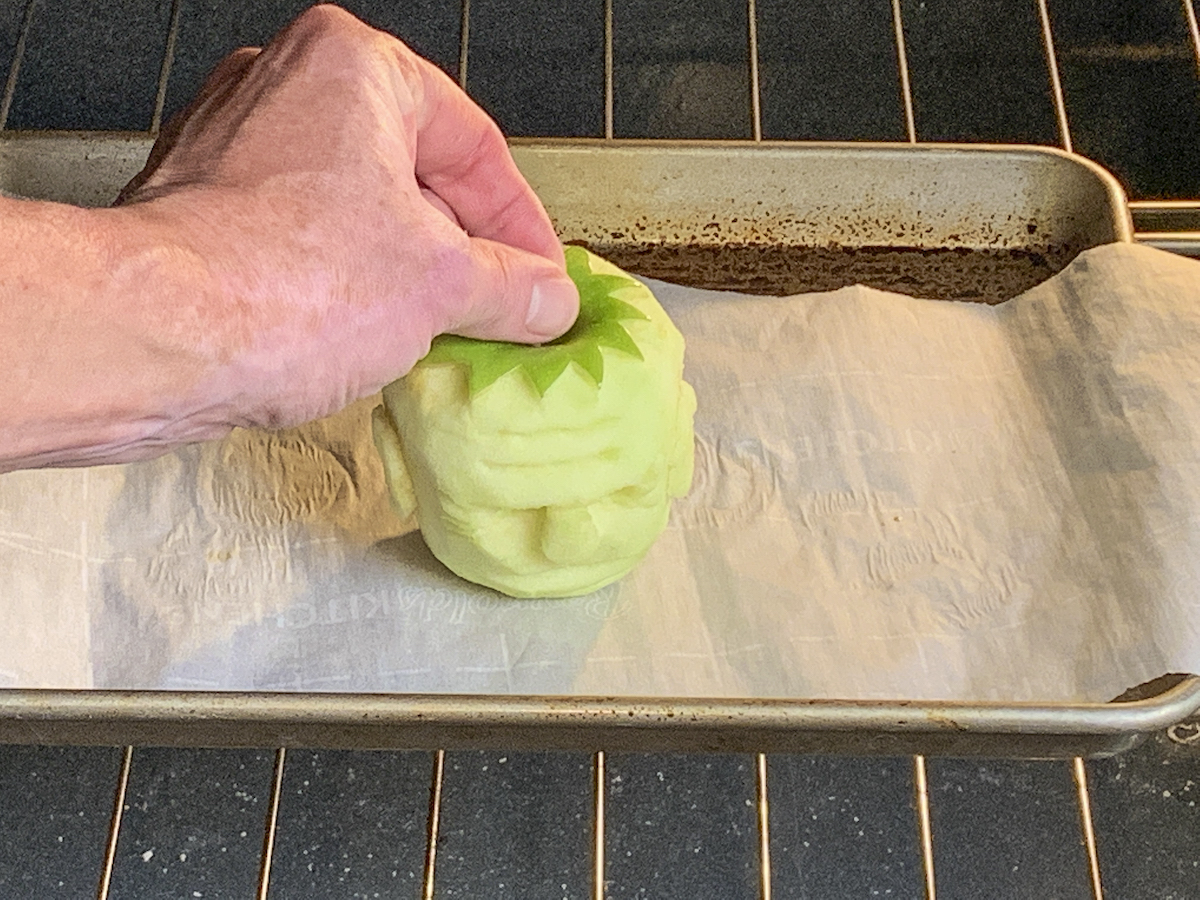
left=4, top=242, right=1200, bottom=702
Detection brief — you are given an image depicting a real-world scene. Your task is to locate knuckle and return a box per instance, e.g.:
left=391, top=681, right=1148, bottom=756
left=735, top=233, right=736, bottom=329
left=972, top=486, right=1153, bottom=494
left=283, top=4, right=383, bottom=71
left=293, top=3, right=358, bottom=35
left=207, top=46, right=258, bottom=89
left=228, top=46, right=259, bottom=65
left=461, top=118, right=507, bottom=173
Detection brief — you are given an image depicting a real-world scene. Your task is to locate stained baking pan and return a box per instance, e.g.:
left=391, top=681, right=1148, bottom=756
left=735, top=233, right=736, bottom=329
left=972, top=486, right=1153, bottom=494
left=2, top=131, right=1197, bottom=758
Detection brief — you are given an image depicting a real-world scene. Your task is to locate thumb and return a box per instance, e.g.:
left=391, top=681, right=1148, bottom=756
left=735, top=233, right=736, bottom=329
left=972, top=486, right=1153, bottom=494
left=450, top=237, right=580, bottom=343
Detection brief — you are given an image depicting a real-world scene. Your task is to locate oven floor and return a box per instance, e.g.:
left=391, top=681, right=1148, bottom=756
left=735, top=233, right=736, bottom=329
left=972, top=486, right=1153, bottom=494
left=2, top=0, right=1199, bottom=896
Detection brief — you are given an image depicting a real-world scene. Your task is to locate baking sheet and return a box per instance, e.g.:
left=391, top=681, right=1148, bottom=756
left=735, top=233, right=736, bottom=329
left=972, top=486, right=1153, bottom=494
left=4, top=242, right=1200, bottom=703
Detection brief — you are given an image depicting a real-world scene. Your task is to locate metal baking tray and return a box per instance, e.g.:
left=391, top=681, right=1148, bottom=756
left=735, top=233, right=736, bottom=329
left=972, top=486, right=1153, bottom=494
left=2, top=131, right=1197, bottom=758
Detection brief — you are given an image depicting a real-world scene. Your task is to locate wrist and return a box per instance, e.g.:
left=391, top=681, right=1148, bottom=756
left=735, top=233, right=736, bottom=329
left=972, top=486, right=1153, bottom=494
left=0, top=196, right=241, bottom=470
left=91, top=199, right=249, bottom=437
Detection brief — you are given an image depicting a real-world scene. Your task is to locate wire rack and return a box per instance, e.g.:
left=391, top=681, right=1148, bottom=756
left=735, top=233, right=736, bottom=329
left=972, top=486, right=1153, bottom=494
left=7, top=0, right=1194, bottom=246
left=84, top=747, right=1113, bottom=899
left=2, top=0, right=1199, bottom=898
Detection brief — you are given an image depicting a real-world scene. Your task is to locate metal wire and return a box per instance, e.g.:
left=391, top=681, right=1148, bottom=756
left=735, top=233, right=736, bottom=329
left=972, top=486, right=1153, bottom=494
left=1035, top=0, right=1073, bottom=153
left=755, top=754, right=771, bottom=900
left=913, top=756, right=937, bottom=900
left=255, top=748, right=287, bottom=900
left=1072, top=758, right=1105, bottom=900
left=458, top=0, right=470, bottom=91
left=1185, top=0, right=1200, bottom=75
left=1129, top=198, right=1200, bottom=232
left=150, top=0, right=183, bottom=134
left=747, top=0, right=762, bottom=141
left=592, top=751, right=607, bottom=900
left=422, top=749, right=447, bottom=900
left=94, top=746, right=133, bottom=900
left=604, top=0, right=614, bottom=139
left=1130, top=199, right=1200, bottom=212
left=1137, top=235, right=1200, bottom=256
left=1130, top=200, right=1200, bottom=255
left=889, top=0, right=917, bottom=143
left=0, top=0, right=38, bottom=131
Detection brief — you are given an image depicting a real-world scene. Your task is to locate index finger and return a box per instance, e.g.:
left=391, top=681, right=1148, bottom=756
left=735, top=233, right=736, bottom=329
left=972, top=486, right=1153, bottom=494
left=403, top=50, right=564, bottom=266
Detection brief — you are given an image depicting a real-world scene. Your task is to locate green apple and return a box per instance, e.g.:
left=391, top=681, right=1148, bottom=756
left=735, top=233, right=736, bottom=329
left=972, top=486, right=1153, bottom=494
left=372, top=246, right=696, bottom=598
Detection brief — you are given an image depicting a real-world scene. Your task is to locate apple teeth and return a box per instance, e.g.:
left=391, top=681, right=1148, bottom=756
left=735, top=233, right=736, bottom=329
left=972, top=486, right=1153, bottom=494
left=420, top=245, right=649, bottom=397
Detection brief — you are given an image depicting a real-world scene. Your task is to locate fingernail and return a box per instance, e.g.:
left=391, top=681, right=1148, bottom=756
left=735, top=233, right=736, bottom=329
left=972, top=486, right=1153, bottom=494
left=526, top=277, right=579, bottom=339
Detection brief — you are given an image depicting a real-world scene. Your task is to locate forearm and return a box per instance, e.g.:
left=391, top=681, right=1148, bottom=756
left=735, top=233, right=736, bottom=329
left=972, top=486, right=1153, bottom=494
left=0, top=7, right=578, bottom=474
left=0, top=196, right=235, bottom=471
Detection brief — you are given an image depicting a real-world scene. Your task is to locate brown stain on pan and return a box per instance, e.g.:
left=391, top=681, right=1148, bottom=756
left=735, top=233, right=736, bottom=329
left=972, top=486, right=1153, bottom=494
left=583, top=241, right=1072, bottom=304
left=564, top=210, right=1072, bottom=303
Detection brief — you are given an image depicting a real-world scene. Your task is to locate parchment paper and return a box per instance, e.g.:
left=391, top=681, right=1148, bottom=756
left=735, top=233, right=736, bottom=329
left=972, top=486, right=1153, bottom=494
left=4, top=242, right=1200, bottom=702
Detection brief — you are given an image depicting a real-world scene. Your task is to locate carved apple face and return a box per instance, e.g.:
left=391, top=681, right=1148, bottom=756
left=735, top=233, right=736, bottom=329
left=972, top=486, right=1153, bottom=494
left=372, top=247, right=695, bottom=598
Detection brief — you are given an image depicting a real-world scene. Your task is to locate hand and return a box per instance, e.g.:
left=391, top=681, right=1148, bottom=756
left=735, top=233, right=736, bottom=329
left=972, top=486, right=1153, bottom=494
left=116, top=3, right=578, bottom=429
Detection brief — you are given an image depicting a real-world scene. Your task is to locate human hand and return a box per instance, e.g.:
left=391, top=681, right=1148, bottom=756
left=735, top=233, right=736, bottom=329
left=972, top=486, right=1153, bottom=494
left=115, top=3, right=578, bottom=431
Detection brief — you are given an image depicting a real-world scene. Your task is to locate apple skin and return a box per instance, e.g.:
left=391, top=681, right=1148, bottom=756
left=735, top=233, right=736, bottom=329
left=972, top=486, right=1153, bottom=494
left=372, top=248, right=696, bottom=598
